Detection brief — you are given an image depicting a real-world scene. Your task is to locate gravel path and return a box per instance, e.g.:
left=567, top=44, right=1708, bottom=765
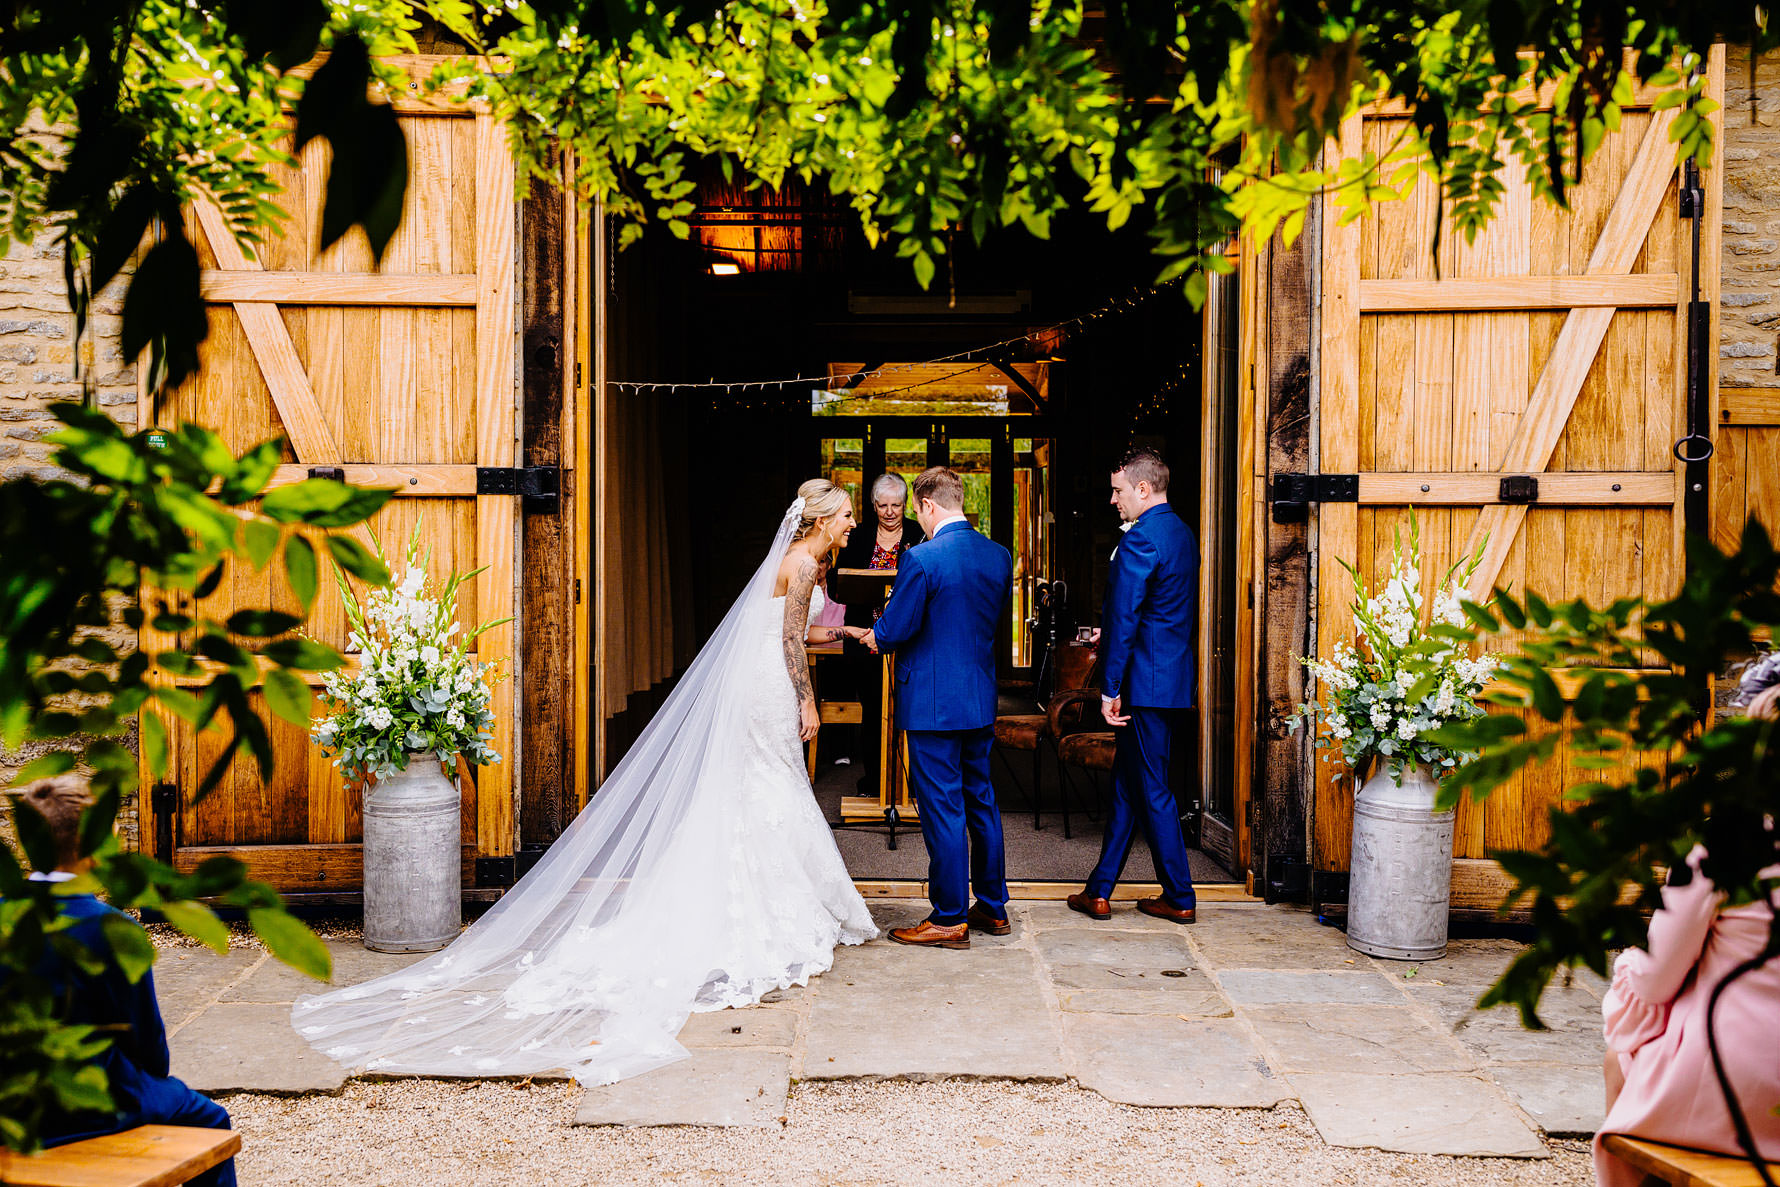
left=223, top=1078, right=1594, bottom=1185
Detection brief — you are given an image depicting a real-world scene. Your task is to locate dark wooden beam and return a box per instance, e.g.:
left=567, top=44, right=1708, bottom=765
left=1257, top=214, right=1316, bottom=901
left=519, top=177, right=575, bottom=845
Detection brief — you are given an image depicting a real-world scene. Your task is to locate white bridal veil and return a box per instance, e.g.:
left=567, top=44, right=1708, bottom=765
left=292, top=500, right=824, bottom=1086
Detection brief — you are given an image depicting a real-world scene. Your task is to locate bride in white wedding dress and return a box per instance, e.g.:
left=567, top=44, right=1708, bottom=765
left=292, top=480, right=879, bottom=1086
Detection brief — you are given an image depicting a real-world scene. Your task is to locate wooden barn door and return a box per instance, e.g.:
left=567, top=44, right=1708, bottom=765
left=138, top=59, right=521, bottom=893
left=1310, top=50, right=1725, bottom=909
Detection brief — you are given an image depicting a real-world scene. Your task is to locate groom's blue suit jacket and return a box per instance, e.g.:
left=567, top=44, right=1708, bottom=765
left=1100, top=502, right=1198, bottom=709
left=870, top=519, right=1012, bottom=732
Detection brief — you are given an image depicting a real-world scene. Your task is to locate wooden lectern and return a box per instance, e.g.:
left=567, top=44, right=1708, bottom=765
left=827, top=567, right=918, bottom=833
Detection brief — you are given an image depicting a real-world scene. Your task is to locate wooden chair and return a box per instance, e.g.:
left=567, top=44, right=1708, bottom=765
left=1599, top=1135, right=1780, bottom=1187
left=992, top=642, right=1099, bottom=829
left=1047, top=686, right=1116, bottom=840
left=0, top=1125, right=240, bottom=1187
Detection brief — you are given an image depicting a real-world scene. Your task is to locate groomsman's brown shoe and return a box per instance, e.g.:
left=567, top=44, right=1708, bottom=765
left=889, top=920, right=970, bottom=949
left=967, top=904, right=1011, bottom=936
left=1136, top=897, right=1196, bottom=925
left=1066, top=892, right=1112, bottom=921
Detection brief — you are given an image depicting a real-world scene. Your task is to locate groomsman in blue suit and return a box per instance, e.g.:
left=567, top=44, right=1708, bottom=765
left=1068, top=447, right=1200, bottom=925
left=864, top=467, right=1014, bottom=949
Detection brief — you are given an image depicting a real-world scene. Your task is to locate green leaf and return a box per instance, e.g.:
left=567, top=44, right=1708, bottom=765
left=261, top=479, right=393, bottom=528
left=262, top=668, right=313, bottom=726
left=225, top=610, right=302, bottom=637
left=99, top=912, right=158, bottom=983
left=243, top=517, right=281, bottom=570
left=155, top=898, right=230, bottom=955
left=285, top=535, right=319, bottom=610
left=1529, top=667, right=1565, bottom=722
left=325, top=535, right=392, bottom=585
left=261, top=637, right=345, bottom=670
left=250, top=906, right=332, bottom=981
left=10, top=751, right=76, bottom=787
left=142, top=712, right=169, bottom=778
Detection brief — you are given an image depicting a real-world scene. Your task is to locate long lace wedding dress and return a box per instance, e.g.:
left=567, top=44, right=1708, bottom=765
left=292, top=501, right=877, bottom=1086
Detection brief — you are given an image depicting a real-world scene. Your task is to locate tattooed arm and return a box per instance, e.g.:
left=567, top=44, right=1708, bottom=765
left=806, top=624, right=859, bottom=645
left=782, top=556, right=822, bottom=741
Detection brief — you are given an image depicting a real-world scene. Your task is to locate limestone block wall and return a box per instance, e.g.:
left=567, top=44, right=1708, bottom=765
left=1716, top=45, right=1780, bottom=552
left=0, top=236, right=141, bottom=849
left=1722, top=45, right=1780, bottom=387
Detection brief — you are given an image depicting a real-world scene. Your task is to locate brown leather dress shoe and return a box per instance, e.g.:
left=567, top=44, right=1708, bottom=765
left=1066, top=891, right=1112, bottom=921
left=967, top=904, right=1011, bottom=936
left=1136, top=896, right=1196, bottom=925
left=889, top=920, right=970, bottom=949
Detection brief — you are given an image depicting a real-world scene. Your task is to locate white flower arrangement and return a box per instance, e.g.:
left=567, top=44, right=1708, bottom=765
left=311, top=527, right=507, bottom=784
left=1292, top=512, right=1500, bottom=780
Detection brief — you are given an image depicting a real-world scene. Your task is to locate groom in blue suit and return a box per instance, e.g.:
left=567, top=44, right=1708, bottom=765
left=1068, top=447, right=1200, bottom=925
left=864, top=467, right=1013, bottom=949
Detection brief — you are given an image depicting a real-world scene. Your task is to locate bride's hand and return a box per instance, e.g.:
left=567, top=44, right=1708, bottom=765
left=799, top=698, right=820, bottom=742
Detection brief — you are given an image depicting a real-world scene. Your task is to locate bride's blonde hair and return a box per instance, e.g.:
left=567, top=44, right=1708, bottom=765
left=793, top=479, right=851, bottom=545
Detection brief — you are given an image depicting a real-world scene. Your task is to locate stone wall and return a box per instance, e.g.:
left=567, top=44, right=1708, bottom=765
left=0, top=235, right=141, bottom=850
left=1722, top=44, right=1780, bottom=387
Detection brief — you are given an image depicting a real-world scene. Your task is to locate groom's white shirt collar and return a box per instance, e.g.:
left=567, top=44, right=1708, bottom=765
left=931, top=513, right=968, bottom=534
left=28, top=871, right=75, bottom=883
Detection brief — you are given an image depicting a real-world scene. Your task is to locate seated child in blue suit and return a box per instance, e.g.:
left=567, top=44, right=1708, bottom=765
left=8, top=775, right=237, bottom=1186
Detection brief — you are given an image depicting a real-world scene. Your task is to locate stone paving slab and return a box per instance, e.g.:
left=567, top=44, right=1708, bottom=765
left=221, top=940, right=427, bottom=1003
left=1188, top=906, right=1363, bottom=971
left=154, top=948, right=262, bottom=1028
left=1244, top=1004, right=1475, bottom=1074
left=1487, top=1063, right=1606, bottom=1136
left=1030, top=928, right=1197, bottom=969
left=1216, top=969, right=1402, bottom=1006
left=1064, top=1014, right=1291, bottom=1108
left=803, top=941, right=1066, bottom=1082
left=574, top=1049, right=790, bottom=1128
left=1049, top=964, right=1229, bottom=1017
left=677, top=1006, right=798, bottom=1049
left=173, top=1002, right=350, bottom=1094
left=1290, top=1071, right=1548, bottom=1157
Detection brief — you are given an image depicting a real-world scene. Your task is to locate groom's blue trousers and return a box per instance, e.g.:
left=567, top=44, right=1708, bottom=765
left=1085, top=707, right=1197, bottom=910
left=905, top=727, right=1008, bottom=925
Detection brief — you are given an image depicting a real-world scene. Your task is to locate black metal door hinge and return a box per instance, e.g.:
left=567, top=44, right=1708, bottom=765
left=151, top=783, right=178, bottom=863
left=1269, top=472, right=1358, bottom=523
left=1498, top=475, right=1539, bottom=504
left=476, top=465, right=561, bottom=512
left=474, top=855, right=516, bottom=888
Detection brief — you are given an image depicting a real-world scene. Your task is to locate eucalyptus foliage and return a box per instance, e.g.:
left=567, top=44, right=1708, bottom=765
left=313, top=530, right=505, bottom=784
left=1427, top=520, right=1780, bottom=1032
left=0, top=407, right=395, bottom=1151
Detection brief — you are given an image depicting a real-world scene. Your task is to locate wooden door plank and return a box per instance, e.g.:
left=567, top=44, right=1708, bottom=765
left=1314, top=114, right=1365, bottom=872
left=200, top=271, right=477, bottom=304
left=1357, top=471, right=1676, bottom=505
left=1459, top=107, right=1681, bottom=600
left=1719, top=387, right=1780, bottom=426
left=473, top=110, right=517, bottom=858
left=1358, top=273, right=1678, bottom=311
left=191, top=203, right=342, bottom=463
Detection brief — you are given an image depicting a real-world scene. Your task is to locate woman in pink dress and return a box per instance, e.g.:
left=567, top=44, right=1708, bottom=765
left=1595, top=667, right=1780, bottom=1185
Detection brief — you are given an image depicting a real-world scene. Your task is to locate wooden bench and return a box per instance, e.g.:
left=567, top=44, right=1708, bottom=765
left=1601, top=1134, right=1780, bottom=1187
left=0, top=1125, right=240, bottom=1187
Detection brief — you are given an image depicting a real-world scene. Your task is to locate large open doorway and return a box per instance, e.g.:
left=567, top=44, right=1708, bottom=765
left=587, top=167, right=1246, bottom=890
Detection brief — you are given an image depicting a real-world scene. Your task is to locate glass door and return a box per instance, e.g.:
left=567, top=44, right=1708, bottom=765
left=815, top=417, right=1052, bottom=673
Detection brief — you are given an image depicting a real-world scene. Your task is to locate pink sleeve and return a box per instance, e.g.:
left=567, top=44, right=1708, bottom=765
left=1602, top=848, right=1721, bottom=1055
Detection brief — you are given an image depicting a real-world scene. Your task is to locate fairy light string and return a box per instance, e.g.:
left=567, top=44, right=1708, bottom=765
left=603, top=279, right=1180, bottom=408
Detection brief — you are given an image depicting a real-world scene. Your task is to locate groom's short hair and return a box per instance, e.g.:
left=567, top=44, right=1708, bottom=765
left=912, top=466, right=964, bottom=511
left=1116, top=447, right=1169, bottom=494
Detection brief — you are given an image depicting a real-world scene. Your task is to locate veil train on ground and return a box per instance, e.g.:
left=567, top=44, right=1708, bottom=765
left=292, top=500, right=874, bottom=1086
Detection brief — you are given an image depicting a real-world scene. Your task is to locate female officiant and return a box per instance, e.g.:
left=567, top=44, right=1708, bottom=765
left=828, top=472, right=924, bottom=794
